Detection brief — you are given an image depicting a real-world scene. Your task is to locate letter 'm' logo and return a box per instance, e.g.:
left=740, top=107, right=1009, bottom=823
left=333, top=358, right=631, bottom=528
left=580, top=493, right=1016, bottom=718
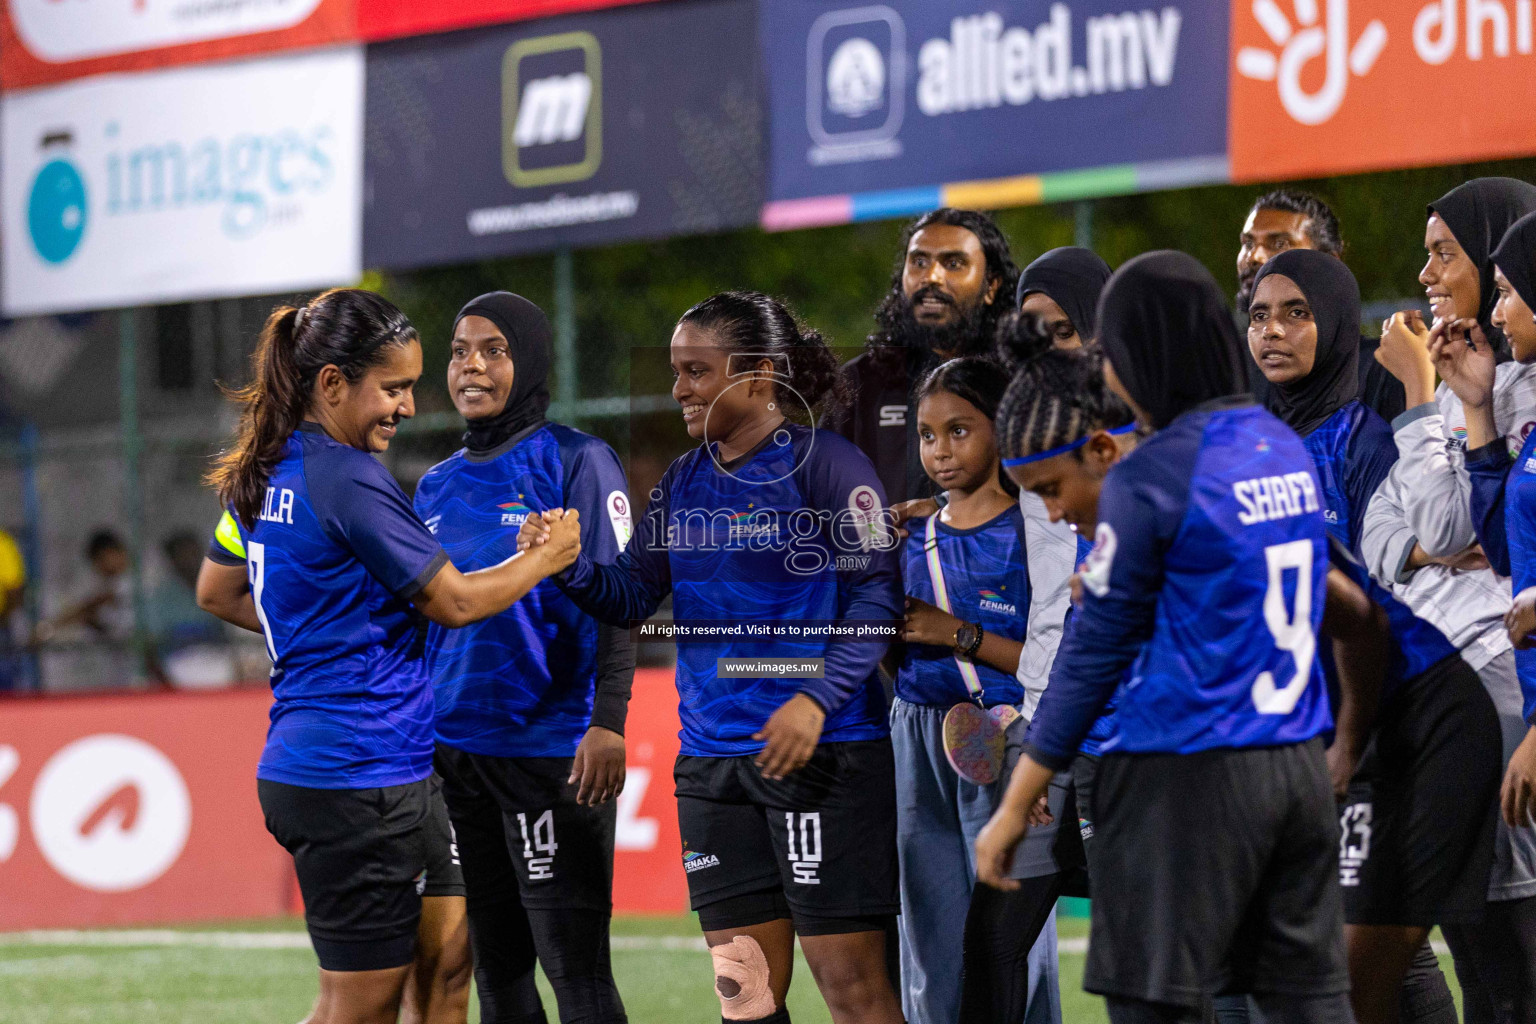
left=503, top=31, right=601, bottom=187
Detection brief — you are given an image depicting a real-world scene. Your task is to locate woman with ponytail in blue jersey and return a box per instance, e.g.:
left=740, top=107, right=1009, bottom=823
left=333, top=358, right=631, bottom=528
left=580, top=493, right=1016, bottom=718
left=196, top=288, right=580, bottom=1024
left=520, top=291, right=905, bottom=1024
left=411, top=292, right=633, bottom=1024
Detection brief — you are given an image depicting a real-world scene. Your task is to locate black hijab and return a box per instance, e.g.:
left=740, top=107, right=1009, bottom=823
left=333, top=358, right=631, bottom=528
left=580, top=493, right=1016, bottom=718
left=1097, top=250, right=1248, bottom=430
left=1492, top=210, right=1536, bottom=317
left=1251, top=249, right=1362, bottom=437
left=1429, top=177, right=1536, bottom=356
left=1015, top=246, right=1113, bottom=340
left=455, top=291, right=553, bottom=452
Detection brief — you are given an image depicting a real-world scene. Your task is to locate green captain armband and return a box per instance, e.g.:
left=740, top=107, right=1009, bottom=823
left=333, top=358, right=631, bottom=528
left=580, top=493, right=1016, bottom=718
left=215, top=510, right=246, bottom=561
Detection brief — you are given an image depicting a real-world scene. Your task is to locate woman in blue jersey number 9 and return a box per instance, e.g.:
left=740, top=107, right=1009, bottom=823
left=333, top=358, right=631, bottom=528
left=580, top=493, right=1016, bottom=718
left=412, top=292, right=634, bottom=1024
left=196, top=288, right=580, bottom=1024
left=976, top=252, right=1354, bottom=1024
left=521, top=291, right=905, bottom=1024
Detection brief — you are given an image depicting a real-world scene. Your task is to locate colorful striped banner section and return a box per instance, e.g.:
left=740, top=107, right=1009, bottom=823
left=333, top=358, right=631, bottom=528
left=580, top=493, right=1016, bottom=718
left=760, top=155, right=1230, bottom=231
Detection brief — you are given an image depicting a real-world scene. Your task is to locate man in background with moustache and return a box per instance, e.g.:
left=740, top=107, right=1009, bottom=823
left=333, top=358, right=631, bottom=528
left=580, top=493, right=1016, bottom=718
left=822, top=207, right=1020, bottom=503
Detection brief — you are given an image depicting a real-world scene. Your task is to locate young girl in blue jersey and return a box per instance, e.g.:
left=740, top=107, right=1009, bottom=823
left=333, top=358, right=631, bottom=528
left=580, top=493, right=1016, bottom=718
left=520, top=291, right=904, bottom=1024
left=411, top=291, right=632, bottom=1024
left=976, top=251, right=1352, bottom=1024
left=890, top=355, right=1064, bottom=1024
left=1249, top=248, right=1501, bottom=1024
left=195, top=288, right=580, bottom=1024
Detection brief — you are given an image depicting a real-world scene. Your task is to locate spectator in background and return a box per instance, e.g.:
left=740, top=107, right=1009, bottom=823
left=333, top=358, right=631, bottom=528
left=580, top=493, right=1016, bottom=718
left=34, top=529, right=136, bottom=689
left=0, top=525, right=25, bottom=690
left=1236, top=189, right=1407, bottom=423
left=146, top=531, right=235, bottom=689
left=823, top=207, right=1020, bottom=503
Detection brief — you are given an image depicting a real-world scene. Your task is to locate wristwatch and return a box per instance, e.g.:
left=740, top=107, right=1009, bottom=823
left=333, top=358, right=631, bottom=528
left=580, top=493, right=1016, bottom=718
left=953, top=622, right=984, bottom=659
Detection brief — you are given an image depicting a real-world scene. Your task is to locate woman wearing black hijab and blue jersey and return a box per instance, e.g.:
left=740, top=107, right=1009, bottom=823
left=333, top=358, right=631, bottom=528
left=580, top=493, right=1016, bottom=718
left=1249, top=249, right=1501, bottom=1024
left=412, top=293, right=634, bottom=1024
left=978, top=251, right=1350, bottom=1024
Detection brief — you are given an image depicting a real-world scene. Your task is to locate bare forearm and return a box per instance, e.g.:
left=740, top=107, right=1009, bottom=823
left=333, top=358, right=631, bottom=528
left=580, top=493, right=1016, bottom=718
left=973, top=632, right=1023, bottom=677
left=415, top=549, right=557, bottom=628
left=209, top=594, right=262, bottom=633
left=1464, top=401, right=1500, bottom=452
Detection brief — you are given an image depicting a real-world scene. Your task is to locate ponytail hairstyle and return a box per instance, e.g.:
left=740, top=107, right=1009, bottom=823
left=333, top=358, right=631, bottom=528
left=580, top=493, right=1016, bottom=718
left=677, top=291, right=851, bottom=419
left=993, top=309, right=1135, bottom=465
left=913, top=355, right=1017, bottom=495
left=207, top=287, right=420, bottom=528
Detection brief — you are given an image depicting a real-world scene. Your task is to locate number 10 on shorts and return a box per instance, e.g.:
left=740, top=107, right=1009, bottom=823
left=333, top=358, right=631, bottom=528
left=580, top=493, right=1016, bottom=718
left=517, top=810, right=557, bottom=881
left=785, top=812, right=823, bottom=885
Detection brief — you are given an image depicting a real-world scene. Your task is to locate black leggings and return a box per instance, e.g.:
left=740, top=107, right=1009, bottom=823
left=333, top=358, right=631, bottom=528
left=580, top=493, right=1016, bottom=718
left=957, top=872, right=1063, bottom=1024
left=1443, top=894, right=1536, bottom=1024
left=468, top=897, right=626, bottom=1024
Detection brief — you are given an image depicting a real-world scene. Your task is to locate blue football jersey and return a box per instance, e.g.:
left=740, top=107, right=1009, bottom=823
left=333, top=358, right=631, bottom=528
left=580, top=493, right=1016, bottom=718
left=557, top=422, right=900, bottom=756
left=209, top=424, right=447, bottom=789
left=1026, top=401, right=1333, bottom=767
left=1300, top=402, right=1397, bottom=556
left=414, top=424, right=631, bottom=758
left=1301, top=402, right=1458, bottom=690
left=896, top=507, right=1029, bottom=708
left=1469, top=429, right=1536, bottom=721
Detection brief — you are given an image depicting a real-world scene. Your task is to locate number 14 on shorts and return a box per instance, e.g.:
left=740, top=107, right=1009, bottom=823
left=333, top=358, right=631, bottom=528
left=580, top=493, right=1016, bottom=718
left=517, top=810, right=558, bottom=881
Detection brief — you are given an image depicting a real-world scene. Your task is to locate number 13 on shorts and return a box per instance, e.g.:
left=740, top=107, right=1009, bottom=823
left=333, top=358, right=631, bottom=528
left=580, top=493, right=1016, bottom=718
left=785, top=812, right=823, bottom=885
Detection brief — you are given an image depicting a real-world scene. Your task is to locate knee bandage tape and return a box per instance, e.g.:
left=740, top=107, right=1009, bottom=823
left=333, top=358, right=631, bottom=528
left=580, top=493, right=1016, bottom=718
left=711, top=935, right=776, bottom=1021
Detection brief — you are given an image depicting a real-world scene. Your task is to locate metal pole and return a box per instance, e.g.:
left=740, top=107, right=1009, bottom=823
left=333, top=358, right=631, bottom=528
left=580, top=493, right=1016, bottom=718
left=119, top=309, right=148, bottom=683
left=1074, top=200, right=1095, bottom=250
left=19, top=420, right=42, bottom=691
left=553, top=247, right=578, bottom=418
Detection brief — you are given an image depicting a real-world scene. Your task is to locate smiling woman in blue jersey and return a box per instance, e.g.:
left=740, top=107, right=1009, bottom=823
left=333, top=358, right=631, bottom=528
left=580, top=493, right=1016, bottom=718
left=1249, top=249, right=1501, bottom=1024
left=520, top=291, right=905, bottom=1024
left=194, top=287, right=580, bottom=1024
left=410, top=291, right=633, bottom=1024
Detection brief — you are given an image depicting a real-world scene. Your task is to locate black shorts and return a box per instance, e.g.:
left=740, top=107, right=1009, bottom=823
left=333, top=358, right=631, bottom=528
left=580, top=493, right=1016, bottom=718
left=258, top=777, right=430, bottom=972
left=423, top=773, right=465, bottom=898
left=674, top=739, right=899, bottom=935
left=1341, top=654, right=1500, bottom=926
left=435, top=745, right=616, bottom=913
left=1085, top=740, right=1348, bottom=1008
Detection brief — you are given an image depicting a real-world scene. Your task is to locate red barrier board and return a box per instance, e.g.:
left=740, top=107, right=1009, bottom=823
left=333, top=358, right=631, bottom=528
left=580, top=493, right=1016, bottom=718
left=0, top=0, right=355, bottom=90
left=0, top=689, right=291, bottom=930
left=356, top=0, right=665, bottom=42
left=0, top=669, right=688, bottom=931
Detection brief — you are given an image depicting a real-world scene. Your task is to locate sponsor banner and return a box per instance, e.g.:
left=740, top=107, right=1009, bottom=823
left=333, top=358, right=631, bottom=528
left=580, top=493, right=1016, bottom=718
left=761, top=0, right=1230, bottom=228
left=612, top=668, right=690, bottom=913
left=0, top=0, right=354, bottom=90
left=363, top=0, right=761, bottom=269
left=0, top=690, right=289, bottom=930
left=1, top=47, right=364, bottom=317
left=0, top=671, right=689, bottom=930
left=1230, top=0, right=1536, bottom=181
left=357, top=0, right=664, bottom=42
